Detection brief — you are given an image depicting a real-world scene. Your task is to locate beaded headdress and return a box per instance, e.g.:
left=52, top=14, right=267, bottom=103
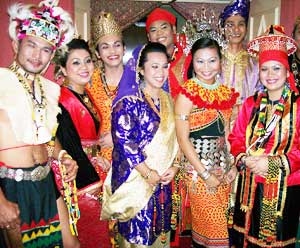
left=248, top=25, right=297, bottom=57
left=92, top=12, right=122, bottom=47
left=8, top=0, right=74, bottom=49
left=248, top=25, right=297, bottom=92
left=219, top=0, right=250, bottom=28
left=182, top=7, right=227, bottom=55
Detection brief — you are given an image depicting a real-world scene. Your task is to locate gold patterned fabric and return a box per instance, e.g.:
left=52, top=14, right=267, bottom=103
left=221, top=49, right=259, bottom=105
left=86, top=68, right=116, bottom=161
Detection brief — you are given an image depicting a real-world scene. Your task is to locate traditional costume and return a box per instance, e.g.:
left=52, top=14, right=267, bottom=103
left=178, top=19, right=239, bottom=247
left=229, top=25, right=300, bottom=247
left=146, top=8, right=189, bottom=99
left=87, top=12, right=123, bottom=165
left=180, top=78, right=237, bottom=247
left=87, top=12, right=124, bottom=247
left=101, top=46, right=179, bottom=247
left=57, top=85, right=109, bottom=247
left=0, top=1, right=73, bottom=247
left=219, top=0, right=259, bottom=106
left=0, top=63, right=62, bottom=247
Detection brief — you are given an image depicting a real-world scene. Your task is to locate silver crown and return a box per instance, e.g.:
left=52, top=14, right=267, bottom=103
left=182, top=8, right=227, bottom=55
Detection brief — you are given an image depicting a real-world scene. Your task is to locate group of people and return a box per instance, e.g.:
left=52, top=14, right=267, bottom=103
left=1, top=0, right=300, bottom=247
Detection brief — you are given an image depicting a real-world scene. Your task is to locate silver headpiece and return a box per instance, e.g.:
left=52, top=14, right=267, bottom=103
left=182, top=8, right=227, bottom=55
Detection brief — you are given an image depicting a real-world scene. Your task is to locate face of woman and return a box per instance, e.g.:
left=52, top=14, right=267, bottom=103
left=62, top=49, right=94, bottom=91
left=260, top=60, right=289, bottom=100
left=193, top=47, right=221, bottom=84
left=141, top=52, right=169, bottom=93
left=97, top=34, right=125, bottom=69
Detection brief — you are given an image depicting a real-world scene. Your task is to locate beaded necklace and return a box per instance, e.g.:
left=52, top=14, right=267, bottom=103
left=153, top=184, right=167, bottom=244
left=100, top=67, right=119, bottom=99
left=251, top=83, right=289, bottom=150
left=9, top=63, right=47, bottom=139
left=193, top=76, right=220, bottom=90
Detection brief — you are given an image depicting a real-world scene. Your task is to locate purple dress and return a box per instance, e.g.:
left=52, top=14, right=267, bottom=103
left=111, top=95, right=172, bottom=245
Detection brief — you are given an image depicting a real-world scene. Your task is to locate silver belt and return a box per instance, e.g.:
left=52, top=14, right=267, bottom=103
left=189, top=136, right=231, bottom=173
left=0, top=163, right=50, bottom=182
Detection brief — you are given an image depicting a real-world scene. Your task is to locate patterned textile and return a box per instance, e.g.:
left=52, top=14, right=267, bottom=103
left=187, top=176, right=230, bottom=247
left=221, top=49, right=260, bottom=105
left=228, top=91, right=300, bottom=247
left=57, top=87, right=107, bottom=247
left=77, top=183, right=110, bottom=248
left=86, top=68, right=116, bottom=161
left=0, top=163, right=62, bottom=248
left=289, top=53, right=300, bottom=92
left=168, top=42, right=189, bottom=99
left=90, top=1, right=159, bottom=30
left=107, top=90, right=177, bottom=246
left=179, top=78, right=236, bottom=247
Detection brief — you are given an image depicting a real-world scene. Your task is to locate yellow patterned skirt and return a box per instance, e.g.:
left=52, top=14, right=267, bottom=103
left=186, top=174, right=230, bottom=247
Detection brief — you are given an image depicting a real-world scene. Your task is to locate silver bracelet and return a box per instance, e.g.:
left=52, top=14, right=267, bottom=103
left=198, top=169, right=211, bottom=181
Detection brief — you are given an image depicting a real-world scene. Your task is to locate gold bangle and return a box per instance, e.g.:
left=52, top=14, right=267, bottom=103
left=143, top=169, right=153, bottom=180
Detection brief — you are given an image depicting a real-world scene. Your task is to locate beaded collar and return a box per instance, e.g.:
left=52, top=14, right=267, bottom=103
left=9, top=62, right=47, bottom=139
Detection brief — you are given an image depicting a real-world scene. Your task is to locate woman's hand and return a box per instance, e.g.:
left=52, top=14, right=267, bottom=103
left=99, top=132, right=113, bottom=148
left=146, top=169, right=161, bottom=187
left=223, top=166, right=238, bottom=184
left=60, top=154, right=79, bottom=182
left=96, top=156, right=111, bottom=172
left=160, top=167, right=178, bottom=185
left=246, top=155, right=268, bottom=177
left=205, top=173, right=221, bottom=193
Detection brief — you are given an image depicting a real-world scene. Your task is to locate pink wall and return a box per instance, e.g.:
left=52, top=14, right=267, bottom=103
left=280, top=0, right=300, bottom=36
left=0, top=0, right=74, bottom=80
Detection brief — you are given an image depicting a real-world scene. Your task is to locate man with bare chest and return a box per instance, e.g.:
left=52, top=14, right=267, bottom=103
left=0, top=1, right=80, bottom=247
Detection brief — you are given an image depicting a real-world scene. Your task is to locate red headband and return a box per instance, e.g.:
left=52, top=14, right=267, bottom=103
left=146, top=8, right=176, bottom=32
left=259, top=50, right=298, bottom=93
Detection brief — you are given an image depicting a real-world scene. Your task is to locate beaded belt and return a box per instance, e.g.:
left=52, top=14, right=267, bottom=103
left=0, top=163, right=50, bottom=182
left=186, top=136, right=231, bottom=176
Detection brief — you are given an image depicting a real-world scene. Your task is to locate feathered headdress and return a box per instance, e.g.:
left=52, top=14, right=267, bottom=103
left=8, top=0, right=74, bottom=49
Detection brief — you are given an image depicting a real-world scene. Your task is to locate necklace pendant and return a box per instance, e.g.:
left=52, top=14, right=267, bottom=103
left=83, top=96, right=89, bottom=104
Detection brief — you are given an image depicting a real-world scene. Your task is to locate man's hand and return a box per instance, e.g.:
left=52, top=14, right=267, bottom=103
left=0, top=198, right=20, bottom=229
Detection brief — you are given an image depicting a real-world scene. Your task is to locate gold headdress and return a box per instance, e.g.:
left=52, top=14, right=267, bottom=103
left=92, top=12, right=121, bottom=47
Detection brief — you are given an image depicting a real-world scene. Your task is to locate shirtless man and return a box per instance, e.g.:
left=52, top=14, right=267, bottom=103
left=0, top=1, right=79, bottom=247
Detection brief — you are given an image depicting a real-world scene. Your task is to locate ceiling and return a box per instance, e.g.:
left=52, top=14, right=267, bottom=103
left=134, top=0, right=231, bottom=2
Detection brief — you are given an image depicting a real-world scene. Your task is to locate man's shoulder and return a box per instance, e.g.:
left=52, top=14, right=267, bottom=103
left=39, top=75, right=60, bottom=92
left=0, top=67, right=18, bottom=80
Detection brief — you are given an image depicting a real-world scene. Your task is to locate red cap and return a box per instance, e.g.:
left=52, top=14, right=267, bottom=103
left=146, top=8, right=176, bottom=32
